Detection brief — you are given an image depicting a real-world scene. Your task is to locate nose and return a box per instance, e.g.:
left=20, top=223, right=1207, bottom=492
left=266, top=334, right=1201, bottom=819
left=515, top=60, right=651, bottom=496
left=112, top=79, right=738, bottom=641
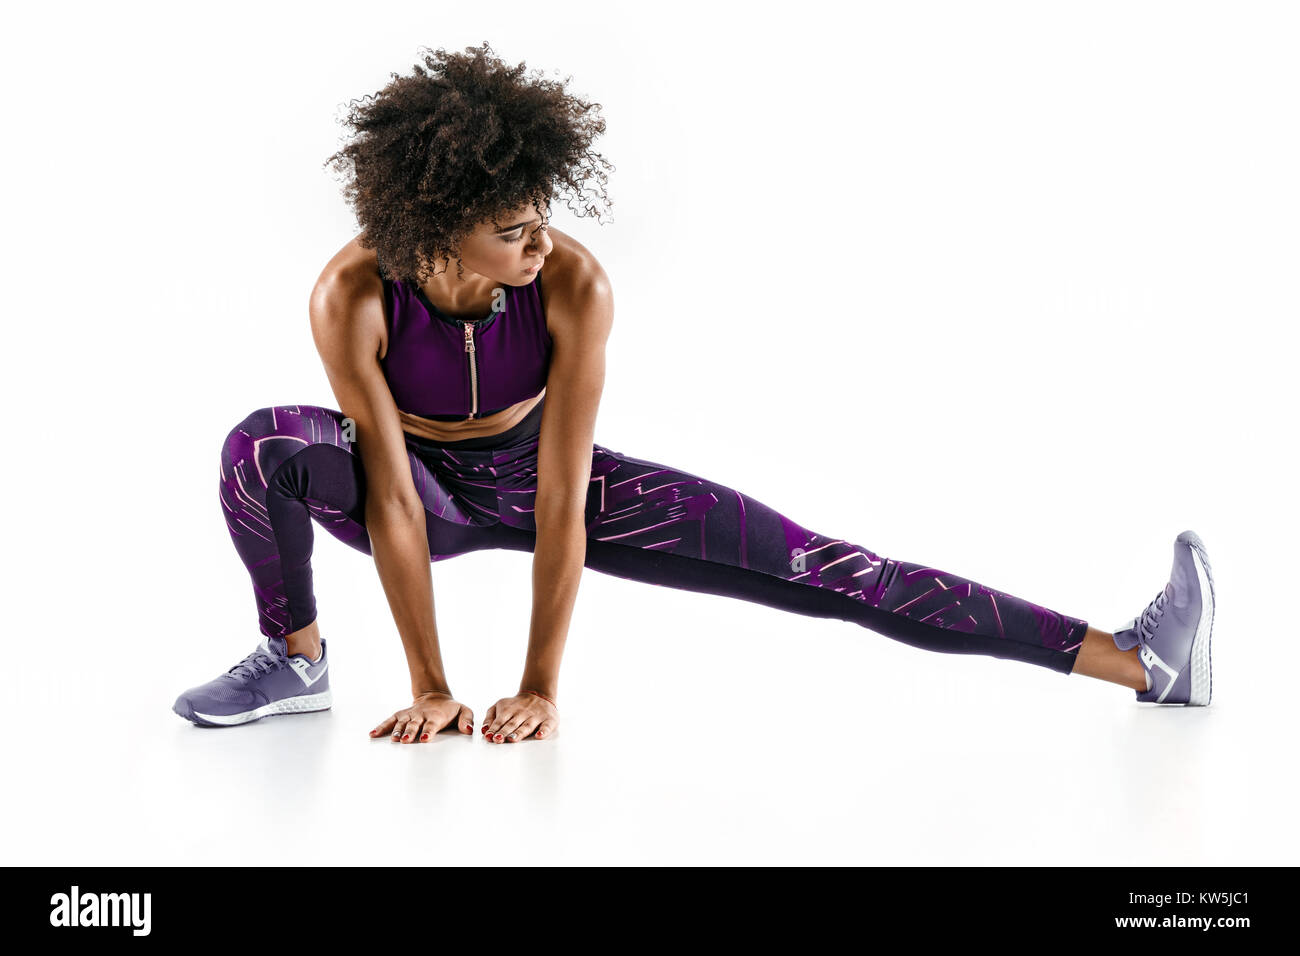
left=528, top=226, right=553, bottom=257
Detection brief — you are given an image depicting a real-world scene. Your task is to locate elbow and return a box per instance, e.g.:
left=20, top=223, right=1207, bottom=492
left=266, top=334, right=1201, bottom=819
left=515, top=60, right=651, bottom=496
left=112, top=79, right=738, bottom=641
left=366, top=490, right=426, bottom=525
left=535, top=490, right=587, bottom=529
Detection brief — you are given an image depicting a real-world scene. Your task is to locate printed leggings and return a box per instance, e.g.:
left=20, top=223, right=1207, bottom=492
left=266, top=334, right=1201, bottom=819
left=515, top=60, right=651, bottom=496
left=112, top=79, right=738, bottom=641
left=219, top=400, right=1089, bottom=674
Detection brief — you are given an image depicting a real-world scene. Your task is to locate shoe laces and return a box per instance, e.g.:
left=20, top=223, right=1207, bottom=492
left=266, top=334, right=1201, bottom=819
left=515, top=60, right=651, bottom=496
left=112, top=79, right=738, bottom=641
left=227, top=644, right=288, bottom=681
left=1132, top=587, right=1170, bottom=648
left=1114, top=586, right=1170, bottom=652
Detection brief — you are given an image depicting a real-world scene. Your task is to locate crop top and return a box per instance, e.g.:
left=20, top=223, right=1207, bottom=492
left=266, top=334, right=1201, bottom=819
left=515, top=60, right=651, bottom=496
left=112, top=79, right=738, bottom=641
left=377, top=254, right=552, bottom=422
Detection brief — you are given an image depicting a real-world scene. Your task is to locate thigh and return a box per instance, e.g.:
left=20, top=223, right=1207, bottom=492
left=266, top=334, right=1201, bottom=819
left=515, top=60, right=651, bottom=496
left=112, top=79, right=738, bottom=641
left=498, top=438, right=875, bottom=585
left=590, top=443, right=866, bottom=576
left=220, top=404, right=498, bottom=559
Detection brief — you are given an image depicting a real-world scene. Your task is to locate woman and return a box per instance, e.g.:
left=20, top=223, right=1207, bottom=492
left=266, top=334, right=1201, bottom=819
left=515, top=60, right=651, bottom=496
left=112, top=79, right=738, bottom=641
left=173, top=43, right=1216, bottom=742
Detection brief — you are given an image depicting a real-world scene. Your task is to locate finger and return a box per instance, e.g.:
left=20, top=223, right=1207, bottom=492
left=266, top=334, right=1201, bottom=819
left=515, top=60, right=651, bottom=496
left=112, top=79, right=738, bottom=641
left=388, top=713, right=412, bottom=741
left=489, top=705, right=516, bottom=742
left=414, top=717, right=436, bottom=743
left=499, top=711, right=531, bottom=742
left=393, top=713, right=417, bottom=743
left=481, top=704, right=497, bottom=737
left=488, top=702, right=514, bottom=738
left=457, top=705, right=475, bottom=735
left=507, top=715, right=542, bottom=742
left=405, top=714, right=435, bottom=744
left=370, top=714, right=398, bottom=739
left=535, top=717, right=558, bottom=740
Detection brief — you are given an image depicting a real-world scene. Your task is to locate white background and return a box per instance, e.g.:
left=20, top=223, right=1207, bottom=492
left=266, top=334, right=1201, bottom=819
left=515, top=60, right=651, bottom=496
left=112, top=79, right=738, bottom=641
left=2, top=0, right=1296, bottom=865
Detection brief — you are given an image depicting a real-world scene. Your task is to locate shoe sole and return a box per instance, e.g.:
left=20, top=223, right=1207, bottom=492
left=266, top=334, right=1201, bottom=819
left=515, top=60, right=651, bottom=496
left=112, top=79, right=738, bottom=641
left=174, top=690, right=333, bottom=727
left=1184, top=534, right=1216, bottom=706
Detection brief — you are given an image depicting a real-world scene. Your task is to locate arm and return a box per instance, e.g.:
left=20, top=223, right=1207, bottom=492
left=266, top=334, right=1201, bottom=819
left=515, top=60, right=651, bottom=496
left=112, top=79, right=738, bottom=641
left=480, top=258, right=613, bottom=746
left=308, top=251, right=473, bottom=739
left=520, top=265, right=614, bottom=701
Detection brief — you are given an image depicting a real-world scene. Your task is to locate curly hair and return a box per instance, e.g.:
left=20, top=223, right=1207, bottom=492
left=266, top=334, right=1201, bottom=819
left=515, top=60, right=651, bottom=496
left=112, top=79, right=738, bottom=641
left=324, top=41, right=615, bottom=284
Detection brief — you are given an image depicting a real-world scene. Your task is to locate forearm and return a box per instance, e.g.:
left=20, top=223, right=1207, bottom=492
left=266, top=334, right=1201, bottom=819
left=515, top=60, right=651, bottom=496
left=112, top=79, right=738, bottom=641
left=520, top=500, right=587, bottom=699
left=365, top=497, right=452, bottom=698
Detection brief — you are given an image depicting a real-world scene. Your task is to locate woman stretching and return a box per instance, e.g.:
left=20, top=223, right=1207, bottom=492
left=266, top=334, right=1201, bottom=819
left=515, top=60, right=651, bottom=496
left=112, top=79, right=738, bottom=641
left=173, top=43, right=1216, bottom=741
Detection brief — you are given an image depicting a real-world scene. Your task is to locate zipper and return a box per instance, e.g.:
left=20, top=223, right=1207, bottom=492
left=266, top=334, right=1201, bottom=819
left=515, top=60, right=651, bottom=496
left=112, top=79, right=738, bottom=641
left=463, top=322, right=479, bottom=420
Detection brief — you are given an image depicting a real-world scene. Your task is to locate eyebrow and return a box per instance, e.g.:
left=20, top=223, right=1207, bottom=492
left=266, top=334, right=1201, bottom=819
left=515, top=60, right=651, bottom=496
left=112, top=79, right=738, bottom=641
left=493, top=207, right=551, bottom=234
left=494, top=217, right=538, bottom=234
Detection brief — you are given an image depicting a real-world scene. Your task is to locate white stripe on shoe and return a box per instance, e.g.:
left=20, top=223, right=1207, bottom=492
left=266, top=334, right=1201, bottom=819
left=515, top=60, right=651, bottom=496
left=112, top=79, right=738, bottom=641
left=1139, top=644, right=1181, bottom=704
left=193, top=690, right=333, bottom=726
left=289, top=657, right=329, bottom=687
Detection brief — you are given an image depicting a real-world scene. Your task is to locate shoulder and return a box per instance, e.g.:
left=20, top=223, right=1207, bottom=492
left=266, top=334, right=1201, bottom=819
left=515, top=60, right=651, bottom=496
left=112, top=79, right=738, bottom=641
left=537, top=226, right=613, bottom=344
left=308, top=235, right=387, bottom=361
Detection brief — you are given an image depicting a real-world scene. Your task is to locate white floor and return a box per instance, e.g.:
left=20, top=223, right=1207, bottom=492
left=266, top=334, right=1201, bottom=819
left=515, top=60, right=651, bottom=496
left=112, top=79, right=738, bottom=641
left=5, top=540, right=1291, bottom=866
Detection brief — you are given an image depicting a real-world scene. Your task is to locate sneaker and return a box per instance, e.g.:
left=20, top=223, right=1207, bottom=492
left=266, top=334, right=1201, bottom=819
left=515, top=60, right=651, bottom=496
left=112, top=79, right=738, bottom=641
left=172, top=636, right=331, bottom=726
left=1113, top=530, right=1216, bottom=705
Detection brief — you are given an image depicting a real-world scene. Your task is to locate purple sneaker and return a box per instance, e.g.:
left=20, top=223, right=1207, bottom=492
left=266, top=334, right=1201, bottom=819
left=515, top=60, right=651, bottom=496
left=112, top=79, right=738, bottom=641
left=172, top=636, right=331, bottom=726
left=1113, top=530, right=1216, bottom=705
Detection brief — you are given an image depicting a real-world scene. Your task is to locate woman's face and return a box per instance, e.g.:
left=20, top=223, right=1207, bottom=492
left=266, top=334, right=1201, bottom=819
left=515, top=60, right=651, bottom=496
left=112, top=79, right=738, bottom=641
left=448, top=200, right=553, bottom=286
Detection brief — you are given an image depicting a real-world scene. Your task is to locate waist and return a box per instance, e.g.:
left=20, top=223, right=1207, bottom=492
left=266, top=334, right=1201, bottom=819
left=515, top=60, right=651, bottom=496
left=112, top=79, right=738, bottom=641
left=403, top=394, right=546, bottom=451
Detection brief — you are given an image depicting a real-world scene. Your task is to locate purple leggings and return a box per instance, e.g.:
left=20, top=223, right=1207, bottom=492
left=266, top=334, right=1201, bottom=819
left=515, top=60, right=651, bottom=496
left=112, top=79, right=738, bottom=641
left=219, top=400, right=1089, bottom=674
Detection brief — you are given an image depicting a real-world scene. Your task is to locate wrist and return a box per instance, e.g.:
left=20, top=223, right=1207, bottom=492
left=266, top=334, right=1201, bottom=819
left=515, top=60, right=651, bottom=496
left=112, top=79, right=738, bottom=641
left=412, top=682, right=453, bottom=700
left=519, top=664, right=559, bottom=702
left=519, top=686, right=557, bottom=706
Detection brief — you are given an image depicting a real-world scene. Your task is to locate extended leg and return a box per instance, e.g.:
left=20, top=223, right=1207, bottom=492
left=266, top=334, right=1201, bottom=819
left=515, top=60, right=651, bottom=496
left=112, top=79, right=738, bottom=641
left=496, top=441, right=1092, bottom=674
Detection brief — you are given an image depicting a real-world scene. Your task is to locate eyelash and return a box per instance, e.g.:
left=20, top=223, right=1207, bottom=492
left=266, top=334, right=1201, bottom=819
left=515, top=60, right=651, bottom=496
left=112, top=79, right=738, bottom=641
left=503, top=221, right=549, bottom=244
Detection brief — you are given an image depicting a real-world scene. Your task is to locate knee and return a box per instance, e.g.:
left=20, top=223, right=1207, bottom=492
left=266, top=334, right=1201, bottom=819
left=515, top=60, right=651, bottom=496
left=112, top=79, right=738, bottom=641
left=221, top=406, right=279, bottom=468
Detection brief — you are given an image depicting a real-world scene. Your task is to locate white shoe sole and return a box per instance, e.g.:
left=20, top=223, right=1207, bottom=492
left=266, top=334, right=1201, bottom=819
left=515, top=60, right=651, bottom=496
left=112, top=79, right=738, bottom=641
left=191, top=690, right=333, bottom=726
left=1186, top=539, right=1215, bottom=706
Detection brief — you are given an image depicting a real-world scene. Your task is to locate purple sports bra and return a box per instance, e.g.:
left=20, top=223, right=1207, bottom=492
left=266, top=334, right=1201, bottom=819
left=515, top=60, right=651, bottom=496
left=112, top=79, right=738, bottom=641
left=377, top=256, right=552, bottom=422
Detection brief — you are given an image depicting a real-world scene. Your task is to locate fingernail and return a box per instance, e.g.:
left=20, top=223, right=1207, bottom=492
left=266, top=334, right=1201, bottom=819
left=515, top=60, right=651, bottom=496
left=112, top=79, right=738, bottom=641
left=402, top=734, right=409, bottom=741
left=420, top=733, right=429, bottom=741
left=494, top=734, right=503, bottom=741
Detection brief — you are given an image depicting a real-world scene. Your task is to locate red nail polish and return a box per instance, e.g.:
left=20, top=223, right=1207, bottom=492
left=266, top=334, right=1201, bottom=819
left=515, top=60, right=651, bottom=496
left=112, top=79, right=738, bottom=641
left=402, top=734, right=409, bottom=741
left=420, top=733, right=429, bottom=741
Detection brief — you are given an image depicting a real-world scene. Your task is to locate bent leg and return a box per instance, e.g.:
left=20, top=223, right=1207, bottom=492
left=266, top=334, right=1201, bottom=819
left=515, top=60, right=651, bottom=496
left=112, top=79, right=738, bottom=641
left=219, top=406, right=372, bottom=639
left=503, top=440, right=1088, bottom=673
left=219, top=405, right=511, bottom=640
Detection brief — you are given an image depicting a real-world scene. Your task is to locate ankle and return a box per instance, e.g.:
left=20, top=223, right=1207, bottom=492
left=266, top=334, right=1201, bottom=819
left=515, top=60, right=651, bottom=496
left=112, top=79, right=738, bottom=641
left=291, top=643, right=322, bottom=664
left=285, top=623, right=322, bottom=662
left=1070, top=626, right=1148, bottom=690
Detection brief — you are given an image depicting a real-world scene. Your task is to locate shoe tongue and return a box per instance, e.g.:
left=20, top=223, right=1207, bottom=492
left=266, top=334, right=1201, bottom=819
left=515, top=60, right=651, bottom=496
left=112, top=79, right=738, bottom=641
left=262, top=636, right=290, bottom=659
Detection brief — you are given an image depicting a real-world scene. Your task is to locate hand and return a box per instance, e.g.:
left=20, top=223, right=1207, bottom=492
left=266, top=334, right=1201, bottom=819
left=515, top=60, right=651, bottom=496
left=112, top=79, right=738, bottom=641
left=369, top=692, right=475, bottom=744
left=481, top=691, right=558, bottom=743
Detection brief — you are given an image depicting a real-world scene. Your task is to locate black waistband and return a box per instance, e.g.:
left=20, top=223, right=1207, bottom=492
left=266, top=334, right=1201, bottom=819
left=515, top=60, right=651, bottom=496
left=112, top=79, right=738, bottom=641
left=403, top=397, right=545, bottom=451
